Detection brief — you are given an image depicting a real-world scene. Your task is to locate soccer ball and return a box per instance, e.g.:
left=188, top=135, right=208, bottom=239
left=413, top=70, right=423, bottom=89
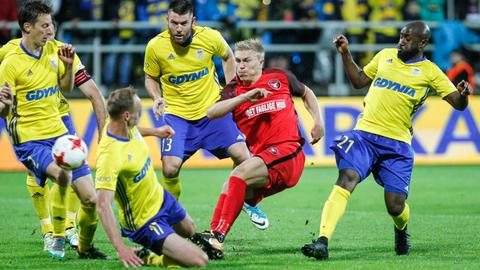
left=51, top=135, right=88, bottom=171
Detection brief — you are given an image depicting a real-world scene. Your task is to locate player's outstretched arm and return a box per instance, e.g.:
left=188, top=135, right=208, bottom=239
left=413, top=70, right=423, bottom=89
left=58, top=44, right=75, bottom=92
left=444, top=80, right=472, bottom=111
left=138, top=125, right=175, bottom=138
left=0, top=82, right=13, bottom=118
left=222, top=48, right=236, bottom=84
left=97, top=189, right=144, bottom=268
left=333, top=35, right=372, bottom=89
left=301, top=85, right=324, bottom=145
left=78, top=79, right=107, bottom=136
left=207, top=88, right=271, bottom=119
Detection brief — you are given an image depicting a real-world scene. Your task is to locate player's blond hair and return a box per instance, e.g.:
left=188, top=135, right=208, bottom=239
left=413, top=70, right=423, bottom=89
left=234, top=39, right=265, bottom=60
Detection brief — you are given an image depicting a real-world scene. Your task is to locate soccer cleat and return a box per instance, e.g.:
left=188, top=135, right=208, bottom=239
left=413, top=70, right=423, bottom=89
left=77, top=245, right=111, bottom=260
left=394, top=226, right=410, bottom=255
left=301, top=236, right=329, bottom=260
left=191, top=231, right=224, bottom=260
left=49, top=237, right=66, bottom=259
left=65, top=227, right=79, bottom=249
left=242, top=203, right=269, bottom=230
left=43, top=232, right=54, bottom=251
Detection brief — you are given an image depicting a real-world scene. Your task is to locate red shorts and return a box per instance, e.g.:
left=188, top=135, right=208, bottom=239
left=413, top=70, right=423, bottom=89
left=246, top=141, right=305, bottom=206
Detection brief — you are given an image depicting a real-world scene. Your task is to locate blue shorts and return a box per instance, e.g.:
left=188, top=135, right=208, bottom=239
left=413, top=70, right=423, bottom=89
left=13, top=115, right=91, bottom=187
left=121, top=190, right=187, bottom=254
left=160, top=114, right=245, bottom=161
left=329, top=130, right=414, bottom=196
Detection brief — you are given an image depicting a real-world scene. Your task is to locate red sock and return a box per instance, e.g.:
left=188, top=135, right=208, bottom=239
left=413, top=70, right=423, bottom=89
left=210, top=193, right=226, bottom=230
left=215, top=176, right=247, bottom=236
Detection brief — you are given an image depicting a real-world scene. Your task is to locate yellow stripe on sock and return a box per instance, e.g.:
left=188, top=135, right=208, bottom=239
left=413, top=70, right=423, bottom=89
left=392, top=203, right=410, bottom=230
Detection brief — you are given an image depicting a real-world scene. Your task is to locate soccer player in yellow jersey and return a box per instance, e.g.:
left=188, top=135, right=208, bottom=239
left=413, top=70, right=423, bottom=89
left=0, top=1, right=108, bottom=260
left=96, top=87, right=208, bottom=268
left=144, top=0, right=270, bottom=230
left=0, top=36, right=107, bottom=251
left=302, top=21, right=472, bottom=260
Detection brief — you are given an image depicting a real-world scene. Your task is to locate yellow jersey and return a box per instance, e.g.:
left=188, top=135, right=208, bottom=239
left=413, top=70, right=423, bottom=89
left=0, top=40, right=68, bottom=144
left=358, top=48, right=457, bottom=143
left=0, top=38, right=85, bottom=116
left=95, top=125, right=164, bottom=231
left=144, top=25, right=229, bottom=120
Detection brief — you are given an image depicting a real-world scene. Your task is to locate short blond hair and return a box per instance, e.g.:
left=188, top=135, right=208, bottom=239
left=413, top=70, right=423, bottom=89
left=234, top=39, right=265, bottom=60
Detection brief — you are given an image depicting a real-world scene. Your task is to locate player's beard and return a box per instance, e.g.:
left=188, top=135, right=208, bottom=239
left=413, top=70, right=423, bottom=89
left=397, top=47, right=420, bottom=62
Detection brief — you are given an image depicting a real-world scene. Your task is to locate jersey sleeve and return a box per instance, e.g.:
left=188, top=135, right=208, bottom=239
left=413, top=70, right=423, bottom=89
left=429, top=64, right=457, bottom=98
left=144, top=39, right=161, bottom=77
left=220, top=78, right=238, bottom=101
left=0, top=59, right=17, bottom=95
left=283, top=69, right=306, bottom=97
left=95, top=147, right=120, bottom=191
left=209, top=28, right=230, bottom=58
left=363, top=49, right=383, bottom=79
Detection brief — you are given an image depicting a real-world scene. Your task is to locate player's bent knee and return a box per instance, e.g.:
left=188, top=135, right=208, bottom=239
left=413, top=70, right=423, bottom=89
left=162, top=164, right=181, bottom=178
left=386, top=203, right=404, bottom=216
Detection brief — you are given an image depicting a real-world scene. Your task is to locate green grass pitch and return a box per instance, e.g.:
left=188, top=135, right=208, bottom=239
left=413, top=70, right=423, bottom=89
left=0, top=166, right=479, bottom=269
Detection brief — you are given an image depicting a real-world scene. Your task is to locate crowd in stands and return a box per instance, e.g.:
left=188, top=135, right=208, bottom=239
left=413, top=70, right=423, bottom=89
left=1, top=0, right=479, bottom=95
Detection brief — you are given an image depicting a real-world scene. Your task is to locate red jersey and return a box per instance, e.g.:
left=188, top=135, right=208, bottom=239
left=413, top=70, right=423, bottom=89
left=221, top=67, right=306, bottom=154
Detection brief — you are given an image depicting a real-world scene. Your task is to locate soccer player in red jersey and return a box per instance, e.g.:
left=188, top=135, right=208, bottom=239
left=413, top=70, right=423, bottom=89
left=193, top=38, right=324, bottom=259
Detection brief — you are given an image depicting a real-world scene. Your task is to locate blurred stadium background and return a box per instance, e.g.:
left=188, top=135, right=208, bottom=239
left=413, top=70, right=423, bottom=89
left=1, top=0, right=480, bottom=169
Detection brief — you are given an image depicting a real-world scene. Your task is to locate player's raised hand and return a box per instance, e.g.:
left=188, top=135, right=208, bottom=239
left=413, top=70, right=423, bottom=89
left=333, top=35, right=349, bottom=55
left=58, top=44, right=75, bottom=65
left=153, top=97, right=166, bottom=119
left=242, top=88, right=272, bottom=102
left=310, top=124, right=324, bottom=145
left=156, top=125, right=175, bottom=138
left=0, top=82, right=13, bottom=106
left=117, top=245, right=144, bottom=268
left=457, top=80, right=473, bottom=96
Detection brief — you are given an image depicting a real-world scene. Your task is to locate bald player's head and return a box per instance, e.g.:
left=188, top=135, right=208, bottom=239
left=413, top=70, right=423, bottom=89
left=397, top=21, right=430, bottom=62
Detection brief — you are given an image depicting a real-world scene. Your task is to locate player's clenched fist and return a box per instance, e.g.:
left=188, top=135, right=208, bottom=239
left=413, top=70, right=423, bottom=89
left=152, top=97, right=166, bottom=119
left=58, top=44, right=75, bottom=65
left=241, top=88, right=272, bottom=102
left=457, top=80, right=473, bottom=96
left=333, top=35, right=349, bottom=54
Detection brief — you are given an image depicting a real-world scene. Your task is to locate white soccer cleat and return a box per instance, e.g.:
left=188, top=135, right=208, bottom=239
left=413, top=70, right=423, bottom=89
left=49, top=237, right=66, bottom=259
left=66, top=227, right=79, bottom=249
left=43, top=232, right=54, bottom=251
left=242, top=203, right=269, bottom=230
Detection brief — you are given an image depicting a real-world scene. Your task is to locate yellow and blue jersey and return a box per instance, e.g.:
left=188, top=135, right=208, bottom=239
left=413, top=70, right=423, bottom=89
left=357, top=48, right=457, bottom=143
left=144, top=25, right=229, bottom=120
left=0, top=40, right=69, bottom=144
left=0, top=38, right=85, bottom=117
left=95, top=125, right=164, bottom=231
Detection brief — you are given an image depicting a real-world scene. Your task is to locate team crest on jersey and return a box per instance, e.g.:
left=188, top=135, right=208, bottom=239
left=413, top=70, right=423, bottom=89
left=50, top=58, right=58, bottom=69
left=268, top=147, right=278, bottom=155
left=412, top=67, right=421, bottom=75
left=196, top=49, right=204, bottom=60
left=268, top=79, right=281, bottom=90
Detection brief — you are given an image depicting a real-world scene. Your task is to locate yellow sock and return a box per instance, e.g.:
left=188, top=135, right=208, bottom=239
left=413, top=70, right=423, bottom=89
left=319, top=185, right=351, bottom=240
left=26, top=174, right=53, bottom=235
left=161, top=176, right=181, bottom=200
left=145, top=253, right=180, bottom=268
left=50, top=183, right=68, bottom=238
left=66, top=186, right=80, bottom=228
left=392, top=203, right=410, bottom=230
left=77, top=205, right=97, bottom=252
